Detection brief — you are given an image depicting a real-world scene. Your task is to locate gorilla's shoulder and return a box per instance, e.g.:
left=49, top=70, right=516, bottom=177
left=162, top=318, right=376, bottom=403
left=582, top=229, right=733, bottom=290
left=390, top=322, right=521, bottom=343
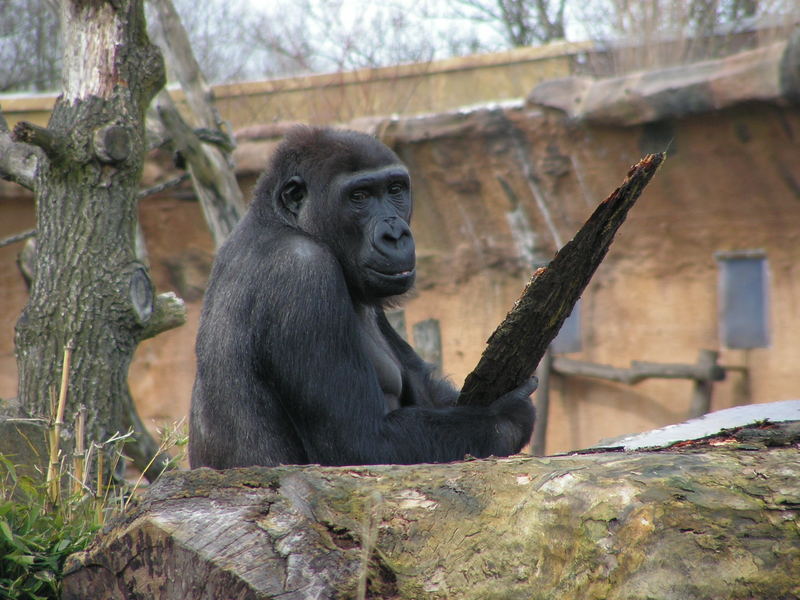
left=282, top=235, right=330, bottom=263
left=266, top=233, right=344, bottom=284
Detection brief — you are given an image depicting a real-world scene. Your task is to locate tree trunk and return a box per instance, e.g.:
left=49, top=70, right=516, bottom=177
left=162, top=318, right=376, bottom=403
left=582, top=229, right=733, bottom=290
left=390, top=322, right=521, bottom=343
left=10, top=1, right=167, bottom=469
left=62, top=433, right=800, bottom=599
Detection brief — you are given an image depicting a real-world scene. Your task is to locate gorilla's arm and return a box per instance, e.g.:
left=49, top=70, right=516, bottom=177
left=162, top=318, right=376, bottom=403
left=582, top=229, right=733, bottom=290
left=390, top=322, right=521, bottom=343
left=257, top=237, right=534, bottom=466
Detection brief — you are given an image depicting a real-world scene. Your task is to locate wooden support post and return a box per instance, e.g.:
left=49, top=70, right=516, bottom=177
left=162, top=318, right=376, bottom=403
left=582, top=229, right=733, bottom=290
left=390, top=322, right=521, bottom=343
left=688, top=349, right=720, bottom=418
left=550, top=349, right=726, bottom=422
left=531, top=349, right=552, bottom=457
left=386, top=309, right=408, bottom=342
left=412, top=319, right=443, bottom=374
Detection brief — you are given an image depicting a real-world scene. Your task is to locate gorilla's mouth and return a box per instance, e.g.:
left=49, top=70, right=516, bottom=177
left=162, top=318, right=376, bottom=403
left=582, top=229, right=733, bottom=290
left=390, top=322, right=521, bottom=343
left=368, top=267, right=415, bottom=280
left=363, top=267, right=415, bottom=298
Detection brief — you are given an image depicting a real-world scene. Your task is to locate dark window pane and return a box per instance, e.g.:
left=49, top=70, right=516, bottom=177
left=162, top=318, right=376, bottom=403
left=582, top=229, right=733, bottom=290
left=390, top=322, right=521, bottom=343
left=718, top=255, right=769, bottom=349
left=552, top=299, right=582, bottom=354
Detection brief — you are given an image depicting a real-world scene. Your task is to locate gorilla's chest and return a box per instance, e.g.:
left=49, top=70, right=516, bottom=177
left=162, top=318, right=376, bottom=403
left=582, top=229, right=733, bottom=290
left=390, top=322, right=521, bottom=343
left=358, top=312, right=403, bottom=412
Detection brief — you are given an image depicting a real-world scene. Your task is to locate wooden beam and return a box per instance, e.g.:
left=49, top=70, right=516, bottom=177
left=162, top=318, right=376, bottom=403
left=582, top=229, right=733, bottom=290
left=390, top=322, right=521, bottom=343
left=458, top=153, right=665, bottom=406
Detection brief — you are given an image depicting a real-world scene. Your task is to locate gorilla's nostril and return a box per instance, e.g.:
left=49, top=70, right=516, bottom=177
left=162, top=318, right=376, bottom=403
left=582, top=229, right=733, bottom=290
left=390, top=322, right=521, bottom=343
left=376, top=219, right=409, bottom=245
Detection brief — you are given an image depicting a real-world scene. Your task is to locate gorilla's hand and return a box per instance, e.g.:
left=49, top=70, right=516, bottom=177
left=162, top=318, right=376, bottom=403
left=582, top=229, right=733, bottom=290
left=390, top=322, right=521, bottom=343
left=490, top=377, right=537, bottom=453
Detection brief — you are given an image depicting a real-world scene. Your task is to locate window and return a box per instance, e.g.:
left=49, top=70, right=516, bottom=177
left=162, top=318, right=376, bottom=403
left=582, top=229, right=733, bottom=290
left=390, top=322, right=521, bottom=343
left=386, top=309, right=408, bottom=341
left=716, top=251, right=769, bottom=349
left=412, top=318, right=443, bottom=373
left=552, top=299, right=582, bottom=354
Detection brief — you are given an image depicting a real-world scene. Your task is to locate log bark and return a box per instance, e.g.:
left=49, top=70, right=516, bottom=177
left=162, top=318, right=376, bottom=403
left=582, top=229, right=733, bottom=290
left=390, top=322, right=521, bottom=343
left=62, top=431, right=800, bottom=600
left=458, top=153, right=664, bottom=406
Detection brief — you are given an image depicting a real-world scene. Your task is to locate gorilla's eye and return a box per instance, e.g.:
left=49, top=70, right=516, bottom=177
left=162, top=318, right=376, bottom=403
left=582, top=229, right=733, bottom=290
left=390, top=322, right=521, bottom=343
left=350, top=190, right=368, bottom=202
left=388, top=182, right=405, bottom=195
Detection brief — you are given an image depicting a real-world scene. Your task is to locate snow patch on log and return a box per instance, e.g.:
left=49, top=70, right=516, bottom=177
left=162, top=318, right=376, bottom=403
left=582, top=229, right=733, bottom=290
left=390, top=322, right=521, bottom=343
left=596, top=399, right=800, bottom=450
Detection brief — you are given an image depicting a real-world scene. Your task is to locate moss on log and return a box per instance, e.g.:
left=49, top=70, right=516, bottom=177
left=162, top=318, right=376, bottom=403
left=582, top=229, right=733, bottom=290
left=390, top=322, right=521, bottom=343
left=63, top=443, right=800, bottom=599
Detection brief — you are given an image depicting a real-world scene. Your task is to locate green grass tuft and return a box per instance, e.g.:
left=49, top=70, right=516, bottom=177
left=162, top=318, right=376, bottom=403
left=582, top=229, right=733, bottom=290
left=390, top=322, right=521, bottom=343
left=0, top=455, right=99, bottom=600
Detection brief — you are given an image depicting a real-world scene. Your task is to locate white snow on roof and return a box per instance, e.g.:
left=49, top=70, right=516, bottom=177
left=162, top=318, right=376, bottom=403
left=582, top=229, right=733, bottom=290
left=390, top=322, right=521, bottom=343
left=594, top=399, right=800, bottom=451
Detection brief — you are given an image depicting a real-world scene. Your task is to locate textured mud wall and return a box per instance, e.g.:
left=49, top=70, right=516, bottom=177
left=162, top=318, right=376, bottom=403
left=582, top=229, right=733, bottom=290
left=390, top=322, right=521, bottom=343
left=383, top=103, right=800, bottom=452
left=2, top=75, right=799, bottom=455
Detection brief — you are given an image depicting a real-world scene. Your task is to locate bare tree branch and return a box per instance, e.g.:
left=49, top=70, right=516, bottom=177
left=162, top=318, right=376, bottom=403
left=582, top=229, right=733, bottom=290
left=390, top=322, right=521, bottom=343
left=0, top=0, right=61, bottom=92
left=148, top=0, right=245, bottom=246
left=12, top=120, right=62, bottom=160
left=137, top=173, right=190, bottom=199
left=152, top=90, right=243, bottom=247
left=0, top=109, right=43, bottom=191
left=149, top=0, right=224, bottom=131
left=452, top=0, right=567, bottom=46
left=140, top=292, right=187, bottom=340
left=0, top=228, right=36, bottom=249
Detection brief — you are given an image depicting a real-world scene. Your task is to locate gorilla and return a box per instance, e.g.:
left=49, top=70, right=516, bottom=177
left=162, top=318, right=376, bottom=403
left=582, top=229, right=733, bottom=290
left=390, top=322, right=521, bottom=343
left=189, top=126, right=536, bottom=468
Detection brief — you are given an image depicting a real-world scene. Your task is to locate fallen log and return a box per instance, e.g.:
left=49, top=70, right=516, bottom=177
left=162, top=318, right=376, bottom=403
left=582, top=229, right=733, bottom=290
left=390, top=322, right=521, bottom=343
left=458, top=152, right=665, bottom=406
left=62, top=430, right=800, bottom=600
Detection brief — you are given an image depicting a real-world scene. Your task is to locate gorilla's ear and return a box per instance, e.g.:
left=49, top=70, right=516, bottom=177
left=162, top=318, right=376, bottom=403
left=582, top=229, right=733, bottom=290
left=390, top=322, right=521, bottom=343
left=279, top=176, right=307, bottom=217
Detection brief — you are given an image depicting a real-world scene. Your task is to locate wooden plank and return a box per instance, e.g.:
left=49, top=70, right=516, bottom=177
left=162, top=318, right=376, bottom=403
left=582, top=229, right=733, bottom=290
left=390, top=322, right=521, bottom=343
left=458, top=153, right=665, bottom=406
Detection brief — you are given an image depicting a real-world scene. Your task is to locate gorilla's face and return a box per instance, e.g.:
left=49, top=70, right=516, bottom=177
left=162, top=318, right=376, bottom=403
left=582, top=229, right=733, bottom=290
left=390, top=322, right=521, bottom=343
left=338, top=165, right=416, bottom=298
left=295, top=164, right=416, bottom=301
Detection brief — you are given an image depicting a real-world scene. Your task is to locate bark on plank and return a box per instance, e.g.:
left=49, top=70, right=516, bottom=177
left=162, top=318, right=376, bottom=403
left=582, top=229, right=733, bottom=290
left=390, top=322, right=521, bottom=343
left=62, top=435, right=800, bottom=600
left=458, top=153, right=665, bottom=407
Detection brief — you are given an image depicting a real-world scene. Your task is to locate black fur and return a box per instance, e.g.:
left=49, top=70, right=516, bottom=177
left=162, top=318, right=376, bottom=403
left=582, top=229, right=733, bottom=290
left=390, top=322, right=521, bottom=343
left=189, top=126, right=535, bottom=468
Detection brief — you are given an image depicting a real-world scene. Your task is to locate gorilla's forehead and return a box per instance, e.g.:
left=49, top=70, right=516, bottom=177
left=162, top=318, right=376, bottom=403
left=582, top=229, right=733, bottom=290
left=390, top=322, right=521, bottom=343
left=333, top=165, right=410, bottom=188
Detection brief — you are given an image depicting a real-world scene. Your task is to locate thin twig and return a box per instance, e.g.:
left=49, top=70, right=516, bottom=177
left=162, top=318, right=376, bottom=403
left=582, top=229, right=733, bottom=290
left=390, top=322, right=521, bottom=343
left=2, top=417, right=48, bottom=424
left=72, top=404, right=87, bottom=496
left=136, top=173, right=190, bottom=199
left=0, top=228, right=36, bottom=248
left=47, top=340, right=74, bottom=504
left=123, top=417, right=186, bottom=511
